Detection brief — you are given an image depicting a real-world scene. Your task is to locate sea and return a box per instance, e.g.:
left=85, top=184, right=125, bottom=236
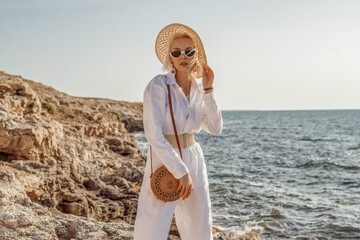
left=133, top=110, right=360, bottom=240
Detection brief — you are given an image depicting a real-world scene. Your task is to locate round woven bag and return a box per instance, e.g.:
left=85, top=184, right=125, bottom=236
left=150, top=166, right=181, bottom=202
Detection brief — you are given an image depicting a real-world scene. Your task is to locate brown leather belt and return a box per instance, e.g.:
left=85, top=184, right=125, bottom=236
left=164, top=133, right=196, bottom=149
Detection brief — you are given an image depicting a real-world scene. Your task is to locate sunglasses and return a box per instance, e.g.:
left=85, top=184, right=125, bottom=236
left=169, top=48, right=197, bottom=59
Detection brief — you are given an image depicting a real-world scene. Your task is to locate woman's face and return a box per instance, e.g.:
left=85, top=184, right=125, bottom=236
left=169, top=37, right=197, bottom=73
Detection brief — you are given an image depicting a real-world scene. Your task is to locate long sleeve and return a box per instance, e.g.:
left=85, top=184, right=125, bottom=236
left=201, top=91, right=223, bottom=135
left=143, top=76, right=189, bottom=179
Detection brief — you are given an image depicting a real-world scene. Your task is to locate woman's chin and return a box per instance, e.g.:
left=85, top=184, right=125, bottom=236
left=176, top=68, right=190, bottom=73
left=176, top=65, right=193, bottom=72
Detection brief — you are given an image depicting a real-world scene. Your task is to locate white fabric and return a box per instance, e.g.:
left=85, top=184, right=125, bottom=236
left=133, top=72, right=223, bottom=240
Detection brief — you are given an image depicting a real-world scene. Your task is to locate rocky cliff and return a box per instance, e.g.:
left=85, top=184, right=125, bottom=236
left=0, top=71, right=144, bottom=239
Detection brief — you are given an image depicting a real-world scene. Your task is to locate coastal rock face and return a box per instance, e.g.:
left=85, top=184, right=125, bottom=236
left=0, top=71, right=144, bottom=239
left=0, top=168, right=134, bottom=239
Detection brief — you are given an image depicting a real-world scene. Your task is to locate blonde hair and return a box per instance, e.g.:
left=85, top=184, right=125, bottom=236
left=161, top=32, right=203, bottom=79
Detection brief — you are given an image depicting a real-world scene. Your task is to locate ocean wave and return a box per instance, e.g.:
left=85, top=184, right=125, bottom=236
left=260, top=208, right=285, bottom=220
left=340, top=181, right=360, bottom=188
left=235, top=178, right=265, bottom=187
left=211, top=172, right=241, bottom=179
left=213, top=220, right=265, bottom=240
left=295, top=159, right=360, bottom=170
left=211, top=187, right=232, bottom=195
left=298, top=136, right=337, bottom=142
left=325, top=223, right=360, bottom=238
left=347, top=144, right=360, bottom=150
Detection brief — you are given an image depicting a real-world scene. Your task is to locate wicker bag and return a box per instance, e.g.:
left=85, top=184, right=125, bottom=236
left=149, top=76, right=185, bottom=202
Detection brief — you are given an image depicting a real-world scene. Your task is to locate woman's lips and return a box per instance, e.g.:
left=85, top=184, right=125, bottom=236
left=180, top=62, right=188, bottom=66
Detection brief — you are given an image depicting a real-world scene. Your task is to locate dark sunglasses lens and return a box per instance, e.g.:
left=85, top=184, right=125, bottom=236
left=185, top=50, right=196, bottom=57
left=170, top=51, right=181, bottom=58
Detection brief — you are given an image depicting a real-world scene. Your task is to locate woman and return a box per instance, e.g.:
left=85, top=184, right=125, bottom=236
left=134, top=23, right=223, bottom=240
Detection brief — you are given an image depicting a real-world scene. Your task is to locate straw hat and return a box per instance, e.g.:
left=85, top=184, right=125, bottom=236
left=155, top=23, right=207, bottom=78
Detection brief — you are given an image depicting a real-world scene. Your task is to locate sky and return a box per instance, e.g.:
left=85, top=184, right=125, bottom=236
left=1, top=0, right=359, bottom=110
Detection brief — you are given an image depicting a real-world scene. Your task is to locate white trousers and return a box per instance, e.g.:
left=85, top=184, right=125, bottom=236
left=133, top=142, right=213, bottom=240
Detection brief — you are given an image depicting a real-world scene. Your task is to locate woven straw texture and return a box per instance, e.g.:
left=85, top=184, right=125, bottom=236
left=155, top=23, right=207, bottom=78
left=150, top=166, right=181, bottom=202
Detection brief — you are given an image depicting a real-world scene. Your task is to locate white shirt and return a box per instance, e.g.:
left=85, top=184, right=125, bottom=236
left=143, top=72, right=223, bottom=180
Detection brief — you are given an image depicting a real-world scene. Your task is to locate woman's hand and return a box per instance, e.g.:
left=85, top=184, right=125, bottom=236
left=202, top=65, right=214, bottom=89
left=177, top=173, right=194, bottom=200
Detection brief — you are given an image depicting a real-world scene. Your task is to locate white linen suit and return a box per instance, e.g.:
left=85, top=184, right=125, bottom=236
left=133, top=72, right=223, bottom=240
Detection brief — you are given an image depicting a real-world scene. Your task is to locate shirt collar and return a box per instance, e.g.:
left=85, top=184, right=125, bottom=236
left=165, top=72, right=200, bottom=90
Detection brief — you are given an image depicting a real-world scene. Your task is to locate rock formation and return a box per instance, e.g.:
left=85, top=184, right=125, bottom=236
left=0, top=71, right=143, bottom=239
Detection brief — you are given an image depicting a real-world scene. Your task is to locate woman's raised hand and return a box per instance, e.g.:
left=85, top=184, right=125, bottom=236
left=202, top=65, right=214, bottom=89
left=177, top=173, right=194, bottom=200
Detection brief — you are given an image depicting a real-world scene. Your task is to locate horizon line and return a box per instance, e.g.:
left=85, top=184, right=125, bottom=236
left=221, top=108, right=360, bottom=111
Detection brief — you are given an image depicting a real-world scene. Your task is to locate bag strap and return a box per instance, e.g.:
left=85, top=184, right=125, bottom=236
left=150, top=75, right=183, bottom=178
